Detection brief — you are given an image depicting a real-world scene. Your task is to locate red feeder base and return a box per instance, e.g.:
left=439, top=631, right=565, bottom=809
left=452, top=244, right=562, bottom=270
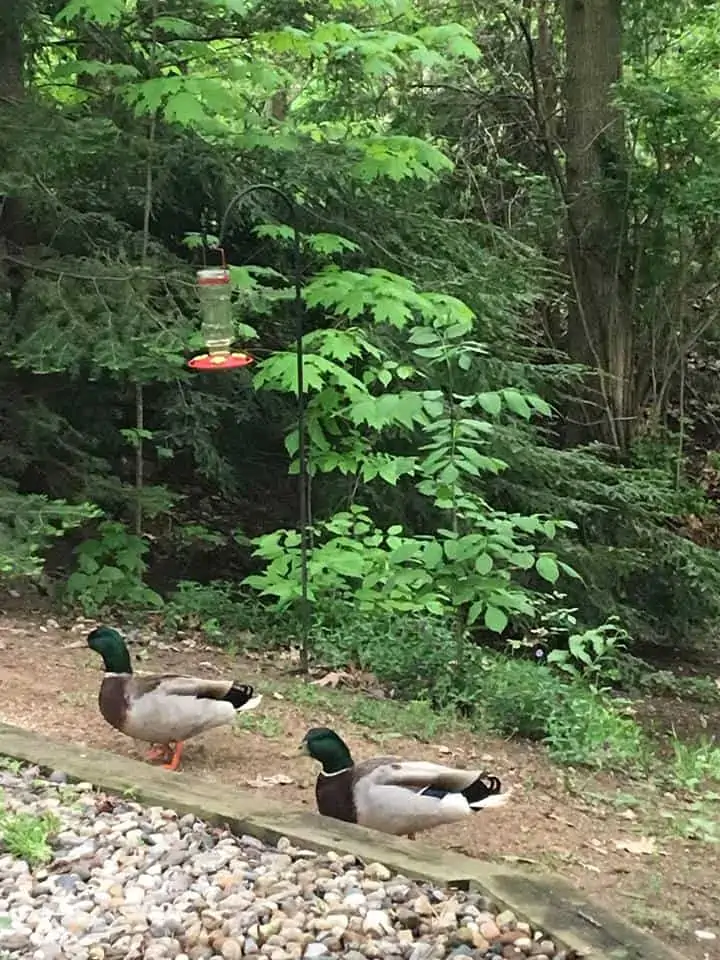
left=188, top=352, right=254, bottom=371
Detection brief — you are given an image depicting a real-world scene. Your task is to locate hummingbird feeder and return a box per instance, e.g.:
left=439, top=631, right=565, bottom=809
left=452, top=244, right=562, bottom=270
left=188, top=266, right=254, bottom=371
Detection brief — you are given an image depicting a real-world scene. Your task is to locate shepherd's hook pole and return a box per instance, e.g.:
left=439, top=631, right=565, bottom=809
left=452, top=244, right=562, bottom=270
left=219, top=184, right=310, bottom=672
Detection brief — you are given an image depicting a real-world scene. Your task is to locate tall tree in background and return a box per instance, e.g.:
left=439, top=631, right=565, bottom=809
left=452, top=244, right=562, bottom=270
left=0, top=0, right=29, bottom=310
left=563, top=0, right=630, bottom=450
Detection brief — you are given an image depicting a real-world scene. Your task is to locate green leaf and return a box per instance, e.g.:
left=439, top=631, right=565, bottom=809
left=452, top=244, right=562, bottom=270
left=255, top=223, right=295, bottom=242
left=484, top=605, right=508, bottom=633
left=390, top=541, right=421, bottom=564
left=502, top=389, right=533, bottom=420
left=438, top=463, right=459, bottom=484
left=475, top=553, right=493, bottom=575
left=443, top=539, right=459, bottom=560
left=568, top=634, right=593, bottom=666
left=458, top=352, right=472, bottom=371
left=476, top=392, right=502, bottom=416
left=307, top=233, right=361, bottom=255
left=527, top=394, right=553, bottom=416
left=509, top=551, right=535, bottom=570
left=331, top=553, right=366, bottom=577
left=558, top=560, right=583, bottom=580
left=152, top=16, right=200, bottom=37
left=163, top=91, right=209, bottom=126
left=408, top=327, right=441, bottom=346
left=423, top=540, right=444, bottom=568
left=414, top=346, right=447, bottom=360
left=535, top=554, right=560, bottom=584
left=56, top=0, right=125, bottom=24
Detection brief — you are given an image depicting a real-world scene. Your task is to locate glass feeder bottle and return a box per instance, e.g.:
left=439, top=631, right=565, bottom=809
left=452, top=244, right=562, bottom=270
left=196, top=268, right=234, bottom=355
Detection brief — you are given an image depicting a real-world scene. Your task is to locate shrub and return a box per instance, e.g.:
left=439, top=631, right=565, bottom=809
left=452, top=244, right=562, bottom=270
left=545, top=690, right=648, bottom=768
left=163, top=580, right=280, bottom=643
left=310, top=601, right=647, bottom=769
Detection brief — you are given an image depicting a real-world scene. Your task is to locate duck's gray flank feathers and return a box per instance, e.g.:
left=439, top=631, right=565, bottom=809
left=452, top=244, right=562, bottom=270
left=352, top=759, right=507, bottom=837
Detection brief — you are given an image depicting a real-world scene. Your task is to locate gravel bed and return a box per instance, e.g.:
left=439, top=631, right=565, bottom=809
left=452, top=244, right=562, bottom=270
left=0, top=763, right=573, bottom=960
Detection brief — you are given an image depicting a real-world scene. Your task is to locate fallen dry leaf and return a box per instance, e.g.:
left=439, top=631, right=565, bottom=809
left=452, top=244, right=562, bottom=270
left=245, top=774, right=294, bottom=788
left=547, top=812, right=575, bottom=827
left=614, top=836, right=657, bottom=855
left=310, top=670, right=351, bottom=688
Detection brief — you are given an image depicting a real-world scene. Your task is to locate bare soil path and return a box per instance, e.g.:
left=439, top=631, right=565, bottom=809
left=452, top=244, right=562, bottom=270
left=0, top=613, right=718, bottom=959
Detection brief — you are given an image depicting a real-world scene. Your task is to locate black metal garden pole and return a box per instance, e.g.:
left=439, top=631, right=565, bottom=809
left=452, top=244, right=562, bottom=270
left=215, top=184, right=310, bottom=671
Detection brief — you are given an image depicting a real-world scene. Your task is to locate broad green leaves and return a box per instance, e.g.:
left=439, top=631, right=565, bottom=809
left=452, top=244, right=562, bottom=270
left=305, top=268, right=473, bottom=328
left=52, top=1, right=475, bottom=187
left=251, top=271, right=576, bottom=637
left=56, top=0, right=127, bottom=25
left=349, top=136, right=453, bottom=183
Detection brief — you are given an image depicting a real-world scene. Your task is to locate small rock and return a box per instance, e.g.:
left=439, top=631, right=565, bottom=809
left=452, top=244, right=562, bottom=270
left=362, top=910, right=393, bottom=936
left=480, top=920, right=501, bottom=941
left=0, top=931, right=32, bottom=951
left=395, top=907, right=421, bottom=930
left=408, top=945, right=435, bottom=960
left=303, top=945, right=331, bottom=959
left=220, top=939, right=243, bottom=960
left=411, top=895, right=434, bottom=917
left=496, top=910, right=517, bottom=931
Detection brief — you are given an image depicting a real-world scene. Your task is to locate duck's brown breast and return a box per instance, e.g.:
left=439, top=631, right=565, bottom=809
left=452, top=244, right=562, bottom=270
left=98, top=675, right=129, bottom=732
left=315, top=769, right=357, bottom=824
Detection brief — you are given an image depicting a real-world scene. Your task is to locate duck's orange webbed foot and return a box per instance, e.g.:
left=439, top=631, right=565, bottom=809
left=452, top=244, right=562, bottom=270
left=146, top=744, right=172, bottom=763
left=163, top=741, right=184, bottom=772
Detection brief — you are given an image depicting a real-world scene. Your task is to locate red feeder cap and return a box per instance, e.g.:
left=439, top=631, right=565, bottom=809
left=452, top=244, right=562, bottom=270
left=196, top=268, right=231, bottom=287
left=188, top=352, right=254, bottom=371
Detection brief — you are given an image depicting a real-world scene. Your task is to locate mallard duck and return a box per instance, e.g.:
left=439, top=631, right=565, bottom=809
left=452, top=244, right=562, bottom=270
left=87, top=626, right=262, bottom=771
left=300, top=727, right=509, bottom=839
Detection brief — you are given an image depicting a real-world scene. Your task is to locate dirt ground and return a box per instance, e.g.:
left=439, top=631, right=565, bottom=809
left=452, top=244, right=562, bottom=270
left=0, top=613, right=718, bottom=959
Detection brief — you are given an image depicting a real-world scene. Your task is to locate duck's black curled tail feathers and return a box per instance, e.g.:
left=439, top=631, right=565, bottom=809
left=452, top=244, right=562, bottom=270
left=418, top=774, right=504, bottom=809
left=222, top=683, right=255, bottom=709
left=464, top=773, right=503, bottom=808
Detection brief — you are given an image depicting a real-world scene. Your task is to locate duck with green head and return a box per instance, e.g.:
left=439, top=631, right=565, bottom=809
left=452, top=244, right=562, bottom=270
left=300, top=727, right=510, bottom=839
left=87, top=626, right=262, bottom=771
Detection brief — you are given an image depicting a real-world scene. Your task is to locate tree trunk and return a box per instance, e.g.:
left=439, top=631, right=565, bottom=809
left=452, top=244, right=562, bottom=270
left=0, top=0, right=29, bottom=315
left=563, top=0, right=632, bottom=451
left=0, top=0, right=24, bottom=101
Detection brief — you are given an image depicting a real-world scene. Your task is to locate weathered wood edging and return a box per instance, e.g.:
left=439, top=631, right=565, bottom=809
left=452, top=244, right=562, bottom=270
left=0, top=722, right=683, bottom=960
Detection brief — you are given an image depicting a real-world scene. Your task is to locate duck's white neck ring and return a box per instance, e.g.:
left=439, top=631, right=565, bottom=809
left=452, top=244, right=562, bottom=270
left=104, top=672, right=132, bottom=677
left=320, top=767, right=352, bottom=778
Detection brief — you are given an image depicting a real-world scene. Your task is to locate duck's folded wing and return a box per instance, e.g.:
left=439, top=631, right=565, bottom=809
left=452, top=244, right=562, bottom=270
left=370, top=760, right=489, bottom=791
left=139, top=675, right=233, bottom=698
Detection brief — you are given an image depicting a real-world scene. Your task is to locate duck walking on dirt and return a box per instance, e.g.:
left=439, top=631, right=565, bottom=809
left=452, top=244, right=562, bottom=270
left=300, top=726, right=510, bottom=839
left=87, top=626, right=262, bottom=771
